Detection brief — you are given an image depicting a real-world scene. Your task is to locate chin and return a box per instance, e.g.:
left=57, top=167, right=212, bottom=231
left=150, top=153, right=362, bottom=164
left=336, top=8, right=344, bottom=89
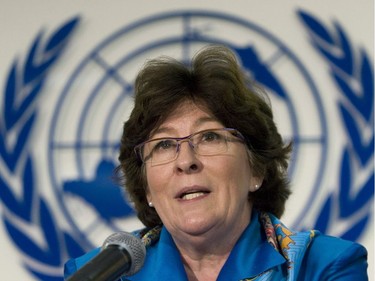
left=177, top=218, right=216, bottom=236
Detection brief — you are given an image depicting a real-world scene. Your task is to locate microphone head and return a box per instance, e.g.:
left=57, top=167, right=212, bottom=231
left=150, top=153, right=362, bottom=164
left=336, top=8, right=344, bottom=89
left=102, top=232, right=146, bottom=276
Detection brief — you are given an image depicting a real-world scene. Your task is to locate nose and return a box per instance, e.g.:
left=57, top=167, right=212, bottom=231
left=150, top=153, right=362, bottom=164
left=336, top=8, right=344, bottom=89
left=174, top=141, right=201, bottom=173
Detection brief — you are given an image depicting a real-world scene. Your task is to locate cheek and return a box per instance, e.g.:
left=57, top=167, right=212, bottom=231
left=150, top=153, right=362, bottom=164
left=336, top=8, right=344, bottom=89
left=145, top=165, right=167, bottom=193
left=206, top=156, right=251, bottom=188
left=225, top=156, right=252, bottom=190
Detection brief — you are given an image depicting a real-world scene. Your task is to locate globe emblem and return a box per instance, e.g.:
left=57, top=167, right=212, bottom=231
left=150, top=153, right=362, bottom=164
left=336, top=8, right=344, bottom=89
left=48, top=11, right=327, bottom=248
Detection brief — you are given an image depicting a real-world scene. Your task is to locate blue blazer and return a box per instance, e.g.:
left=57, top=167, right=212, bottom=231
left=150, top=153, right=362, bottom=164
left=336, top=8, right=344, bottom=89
left=64, top=212, right=368, bottom=280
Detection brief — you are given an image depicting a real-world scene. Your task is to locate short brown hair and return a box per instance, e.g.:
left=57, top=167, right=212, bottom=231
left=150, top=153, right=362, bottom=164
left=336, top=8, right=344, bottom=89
left=118, top=45, right=292, bottom=228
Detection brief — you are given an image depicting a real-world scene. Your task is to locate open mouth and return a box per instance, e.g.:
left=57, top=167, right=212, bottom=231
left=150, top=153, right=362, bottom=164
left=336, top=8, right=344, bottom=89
left=181, top=191, right=208, bottom=200
left=177, top=188, right=210, bottom=201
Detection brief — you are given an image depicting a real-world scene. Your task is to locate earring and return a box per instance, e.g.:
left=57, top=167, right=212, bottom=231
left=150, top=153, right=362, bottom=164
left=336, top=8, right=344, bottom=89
left=148, top=202, right=154, bottom=207
left=254, top=184, right=260, bottom=190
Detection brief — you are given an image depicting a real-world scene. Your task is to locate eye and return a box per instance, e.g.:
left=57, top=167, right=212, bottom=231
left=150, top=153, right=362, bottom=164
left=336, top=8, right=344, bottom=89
left=153, top=139, right=176, bottom=152
left=200, top=131, right=224, bottom=142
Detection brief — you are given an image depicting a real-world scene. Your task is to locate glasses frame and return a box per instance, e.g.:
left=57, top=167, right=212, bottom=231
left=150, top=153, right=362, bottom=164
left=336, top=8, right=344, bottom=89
left=134, top=127, right=245, bottom=165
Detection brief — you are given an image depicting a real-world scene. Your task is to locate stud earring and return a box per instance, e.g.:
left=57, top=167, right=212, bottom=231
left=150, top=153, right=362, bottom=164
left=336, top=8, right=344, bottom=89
left=254, top=184, right=260, bottom=190
left=148, top=202, right=154, bottom=207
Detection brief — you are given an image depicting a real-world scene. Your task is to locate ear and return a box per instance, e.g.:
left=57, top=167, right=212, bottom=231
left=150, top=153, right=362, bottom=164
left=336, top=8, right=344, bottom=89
left=145, top=187, right=153, bottom=203
left=249, top=176, right=263, bottom=192
left=246, top=150, right=263, bottom=193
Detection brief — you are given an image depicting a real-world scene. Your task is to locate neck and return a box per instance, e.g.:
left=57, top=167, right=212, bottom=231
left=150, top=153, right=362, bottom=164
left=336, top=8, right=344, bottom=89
left=171, top=211, right=252, bottom=281
left=182, top=252, right=229, bottom=281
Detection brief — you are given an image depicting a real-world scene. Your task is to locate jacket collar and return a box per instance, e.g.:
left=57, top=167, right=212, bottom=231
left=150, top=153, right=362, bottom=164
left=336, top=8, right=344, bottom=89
left=128, top=211, right=286, bottom=281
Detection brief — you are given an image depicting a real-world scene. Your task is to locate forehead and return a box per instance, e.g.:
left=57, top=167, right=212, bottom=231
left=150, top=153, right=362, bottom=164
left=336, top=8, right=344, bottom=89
left=151, top=100, right=221, bottom=135
left=168, top=99, right=209, bottom=117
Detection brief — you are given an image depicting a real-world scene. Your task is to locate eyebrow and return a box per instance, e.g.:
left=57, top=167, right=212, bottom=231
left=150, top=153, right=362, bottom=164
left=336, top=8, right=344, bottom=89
left=152, top=117, right=219, bottom=136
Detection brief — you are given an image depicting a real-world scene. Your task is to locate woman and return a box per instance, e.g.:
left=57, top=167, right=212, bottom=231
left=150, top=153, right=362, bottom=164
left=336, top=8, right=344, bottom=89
left=64, top=45, right=368, bottom=280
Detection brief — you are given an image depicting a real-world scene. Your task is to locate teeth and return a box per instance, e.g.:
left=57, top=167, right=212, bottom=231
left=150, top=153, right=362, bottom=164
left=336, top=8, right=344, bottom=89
left=181, top=192, right=206, bottom=200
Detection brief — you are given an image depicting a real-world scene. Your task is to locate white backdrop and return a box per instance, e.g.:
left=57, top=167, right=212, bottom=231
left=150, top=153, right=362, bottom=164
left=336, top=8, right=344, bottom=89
left=0, top=1, right=373, bottom=280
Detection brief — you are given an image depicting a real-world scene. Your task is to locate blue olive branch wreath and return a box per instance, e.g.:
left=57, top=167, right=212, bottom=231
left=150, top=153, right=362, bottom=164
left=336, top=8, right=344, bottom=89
left=0, top=17, right=84, bottom=281
left=0, top=11, right=373, bottom=281
left=299, top=11, right=374, bottom=241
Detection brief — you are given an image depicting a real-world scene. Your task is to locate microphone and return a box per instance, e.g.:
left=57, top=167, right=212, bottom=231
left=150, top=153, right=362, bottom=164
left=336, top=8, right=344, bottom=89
left=67, top=232, right=146, bottom=281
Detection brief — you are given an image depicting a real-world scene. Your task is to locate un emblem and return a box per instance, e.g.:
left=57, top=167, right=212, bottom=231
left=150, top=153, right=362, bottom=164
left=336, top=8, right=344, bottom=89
left=48, top=11, right=327, bottom=247
left=0, top=9, right=372, bottom=280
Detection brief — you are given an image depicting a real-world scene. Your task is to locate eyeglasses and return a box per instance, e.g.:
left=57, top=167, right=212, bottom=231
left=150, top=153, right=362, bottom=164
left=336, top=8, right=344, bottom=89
left=134, top=128, right=245, bottom=165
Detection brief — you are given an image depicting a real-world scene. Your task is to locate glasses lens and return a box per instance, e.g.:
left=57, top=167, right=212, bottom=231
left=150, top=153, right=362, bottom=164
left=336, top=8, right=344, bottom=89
left=193, top=129, right=229, bottom=156
left=143, top=138, right=178, bottom=164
